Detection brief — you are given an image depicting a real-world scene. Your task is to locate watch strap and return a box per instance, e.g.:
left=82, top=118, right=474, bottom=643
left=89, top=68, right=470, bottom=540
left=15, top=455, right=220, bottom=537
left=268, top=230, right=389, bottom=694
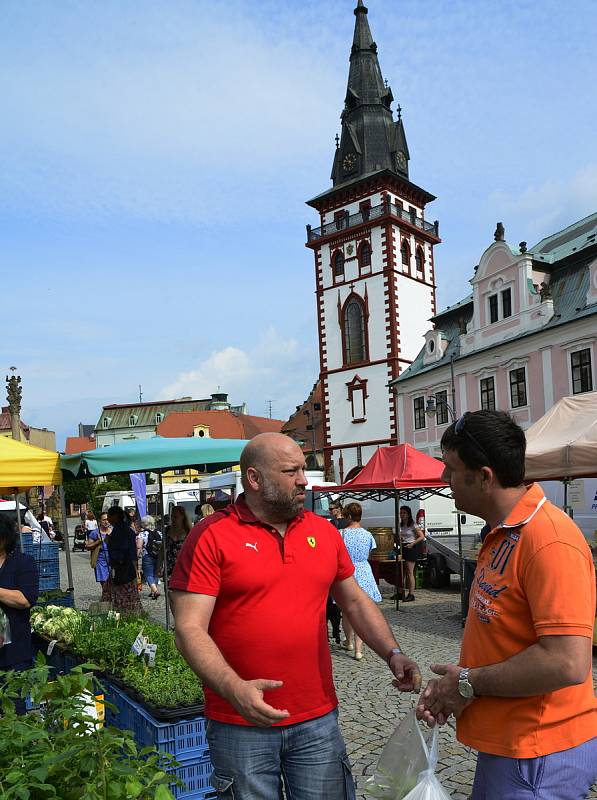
left=386, top=646, right=403, bottom=666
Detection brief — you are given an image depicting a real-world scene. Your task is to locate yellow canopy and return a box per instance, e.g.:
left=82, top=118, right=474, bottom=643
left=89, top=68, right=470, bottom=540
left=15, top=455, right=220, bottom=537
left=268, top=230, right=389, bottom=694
left=0, top=435, right=62, bottom=491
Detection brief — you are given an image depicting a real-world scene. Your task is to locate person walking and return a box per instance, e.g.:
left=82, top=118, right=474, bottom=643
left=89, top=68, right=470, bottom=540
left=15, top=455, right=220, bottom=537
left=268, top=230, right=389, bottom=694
left=340, top=502, right=382, bottom=660
left=329, top=500, right=348, bottom=530
left=138, top=515, right=161, bottom=600
left=85, top=511, right=111, bottom=592
left=170, top=432, right=421, bottom=800
left=417, top=411, right=597, bottom=799
left=102, top=506, right=142, bottom=614
left=156, top=505, right=190, bottom=586
left=399, top=504, right=425, bottom=601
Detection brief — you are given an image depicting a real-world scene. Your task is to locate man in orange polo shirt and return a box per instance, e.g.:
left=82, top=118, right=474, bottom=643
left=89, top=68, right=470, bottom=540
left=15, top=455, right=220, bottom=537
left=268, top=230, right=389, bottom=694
left=417, top=410, right=597, bottom=799
left=171, top=432, right=421, bottom=799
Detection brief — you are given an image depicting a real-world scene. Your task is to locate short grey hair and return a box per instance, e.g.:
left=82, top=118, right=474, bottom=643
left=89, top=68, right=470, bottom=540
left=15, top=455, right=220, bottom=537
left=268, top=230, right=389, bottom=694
left=141, top=515, right=155, bottom=530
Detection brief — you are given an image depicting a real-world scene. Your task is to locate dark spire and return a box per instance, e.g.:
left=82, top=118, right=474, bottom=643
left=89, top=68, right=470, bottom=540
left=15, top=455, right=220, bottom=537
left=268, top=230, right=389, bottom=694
left=331, top=0, right=410, bottom=186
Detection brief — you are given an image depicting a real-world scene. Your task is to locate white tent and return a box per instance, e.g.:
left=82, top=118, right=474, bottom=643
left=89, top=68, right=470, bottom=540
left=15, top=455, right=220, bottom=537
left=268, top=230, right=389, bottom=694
left=525, top=391, right=597, bottom=480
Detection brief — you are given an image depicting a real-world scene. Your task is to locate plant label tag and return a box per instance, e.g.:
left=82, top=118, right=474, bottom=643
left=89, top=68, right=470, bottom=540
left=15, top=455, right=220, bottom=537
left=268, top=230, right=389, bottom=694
left=47, top=640, right=58, bottom=656
left=145, top=643, right=157, bottom=666
left=131, top=632, right=145, bottom=656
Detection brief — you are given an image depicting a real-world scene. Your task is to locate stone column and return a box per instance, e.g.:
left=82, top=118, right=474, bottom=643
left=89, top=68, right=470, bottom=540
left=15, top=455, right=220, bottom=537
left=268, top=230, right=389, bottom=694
left=5, top=371, right=22, bottom=441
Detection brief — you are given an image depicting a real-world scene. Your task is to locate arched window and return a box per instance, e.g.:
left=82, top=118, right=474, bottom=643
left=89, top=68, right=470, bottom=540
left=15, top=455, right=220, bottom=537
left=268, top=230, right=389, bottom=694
left=343, top=298, right=367, bottom=364
left=401, top=240, right=410, bottom=267
left=415, top=246, right=424, bottom=272
left=333, top=250, right=345, bottom=280
left=358, top=240, right=371, bottom=270
left=155, top=412, right=163, bottom=425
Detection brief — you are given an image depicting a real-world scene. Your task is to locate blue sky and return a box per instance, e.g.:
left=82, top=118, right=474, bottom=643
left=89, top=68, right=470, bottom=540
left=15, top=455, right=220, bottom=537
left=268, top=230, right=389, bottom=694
left=2, top=0, right=596, bottom=449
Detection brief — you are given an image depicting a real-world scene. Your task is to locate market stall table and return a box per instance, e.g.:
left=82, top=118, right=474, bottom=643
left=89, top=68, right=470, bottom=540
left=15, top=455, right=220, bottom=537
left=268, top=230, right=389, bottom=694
left=369, top=557, right=403, bottom=588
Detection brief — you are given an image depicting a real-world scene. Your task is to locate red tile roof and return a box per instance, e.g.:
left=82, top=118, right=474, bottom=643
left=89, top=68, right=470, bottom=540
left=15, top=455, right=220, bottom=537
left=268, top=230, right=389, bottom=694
left=0, top=407, right=29, bottom=436
left=65, top=436, right=96, bottom=454
left=157, top=410, right=283, bottom=440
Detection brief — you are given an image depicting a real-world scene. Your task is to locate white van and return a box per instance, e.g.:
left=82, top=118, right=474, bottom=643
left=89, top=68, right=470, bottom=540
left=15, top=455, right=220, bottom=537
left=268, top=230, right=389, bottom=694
left=539, top=478, right=597, bottom=545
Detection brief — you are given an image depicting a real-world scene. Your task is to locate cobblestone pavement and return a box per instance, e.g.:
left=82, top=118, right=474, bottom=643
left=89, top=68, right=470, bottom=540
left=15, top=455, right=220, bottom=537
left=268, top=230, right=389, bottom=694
left=59, top=545, right=597, bottom=799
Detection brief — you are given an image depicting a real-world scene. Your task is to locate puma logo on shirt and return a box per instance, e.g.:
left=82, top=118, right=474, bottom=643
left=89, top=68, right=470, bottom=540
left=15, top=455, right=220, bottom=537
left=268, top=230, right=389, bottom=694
left=245, top=542, right=258, bottom=552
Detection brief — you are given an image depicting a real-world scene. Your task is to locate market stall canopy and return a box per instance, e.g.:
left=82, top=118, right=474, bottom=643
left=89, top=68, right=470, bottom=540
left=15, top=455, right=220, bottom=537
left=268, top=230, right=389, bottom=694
left=525, top=391, right=597, bottom=481
left=0, top=435, right=62, bottom=491
left=314, top=443, right=448, bottom=499
left=60, top=436, right=248, bottom=478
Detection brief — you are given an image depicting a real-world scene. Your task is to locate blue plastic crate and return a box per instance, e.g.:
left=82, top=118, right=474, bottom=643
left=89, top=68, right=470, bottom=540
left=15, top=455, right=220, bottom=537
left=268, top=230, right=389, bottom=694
left=39, top=574, right=61, bottom=591
left=36, top=561, right=60, bottom=578
left=168, top=756, right=215, bottom=800
left=36, top=592, right=74, bottom=609
left=23, top=542, right=60, bottom=559
left=103, top=680, right=209, bottom=762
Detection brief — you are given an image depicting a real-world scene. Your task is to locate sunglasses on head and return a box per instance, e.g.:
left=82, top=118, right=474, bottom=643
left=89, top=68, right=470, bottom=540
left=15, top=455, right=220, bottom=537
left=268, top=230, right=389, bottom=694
left=454, top=414, right=492, bottom=468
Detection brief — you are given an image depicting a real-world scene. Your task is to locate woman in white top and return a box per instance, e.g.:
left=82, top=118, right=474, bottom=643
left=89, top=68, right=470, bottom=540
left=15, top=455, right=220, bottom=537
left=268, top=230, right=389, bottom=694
left=399, top=505, right=425, bottom=602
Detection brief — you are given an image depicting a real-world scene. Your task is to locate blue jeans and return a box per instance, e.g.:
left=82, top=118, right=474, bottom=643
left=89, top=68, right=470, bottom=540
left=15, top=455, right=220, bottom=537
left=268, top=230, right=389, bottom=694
left=206, top=709, right=356, bottom=799
left=472, top=737, right=597, bottom=799
left=141, top=553, right=157, bottom=587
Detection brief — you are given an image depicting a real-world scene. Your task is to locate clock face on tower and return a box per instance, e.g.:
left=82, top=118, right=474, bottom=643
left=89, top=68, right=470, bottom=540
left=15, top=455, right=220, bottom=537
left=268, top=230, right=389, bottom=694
left=342, top=153, right=357, bottom=172
left=396, top=151, right=407, bottom=171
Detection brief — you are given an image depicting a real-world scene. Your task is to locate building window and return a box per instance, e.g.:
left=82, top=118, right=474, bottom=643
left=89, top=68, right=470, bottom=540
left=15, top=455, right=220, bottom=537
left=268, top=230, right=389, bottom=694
left=102, top=418, right=109, bottom=429
left=502, top=288, right=512, bottom=319
left=509, top=367, right=527, bottom=408
left=488, top=295, right=498, bottom=324
left=415, top=246, right=424, bottom=273
left=359, top=240, right=371, bottom=269
left=480, top=377, right=496, bottom=411
left=333, top=250, right=345, bottom=280
left=401, top=240, right=410, bottom=267
left=155, top=412, right=163, bottom=424
left=334, top=210, right=347, bottom=231
left=128, top=415, right=137, bottom=427
left=571, top=349, right=593, bottom=394
left=413, top=397, right=426, bottom=430
left=347, top=375, right=368, bottom=423
left=435, top=390, right=448, bottom=425
left=356, top=445, right=363, bottom=466
left=359, top=200, right=371, bottom=221
left=173, top=468, right=185, bottom=476
left=343, top=298, right=367, bottom=364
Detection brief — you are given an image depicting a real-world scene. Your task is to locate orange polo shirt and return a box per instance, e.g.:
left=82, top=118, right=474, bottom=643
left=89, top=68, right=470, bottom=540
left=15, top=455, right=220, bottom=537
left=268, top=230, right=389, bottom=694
left=458, top=483, right=597, bottom=758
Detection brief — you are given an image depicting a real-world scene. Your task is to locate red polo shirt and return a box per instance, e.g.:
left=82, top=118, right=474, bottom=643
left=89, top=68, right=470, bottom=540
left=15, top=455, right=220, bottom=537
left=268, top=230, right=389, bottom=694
left=170, top=496, right=355, bottom=726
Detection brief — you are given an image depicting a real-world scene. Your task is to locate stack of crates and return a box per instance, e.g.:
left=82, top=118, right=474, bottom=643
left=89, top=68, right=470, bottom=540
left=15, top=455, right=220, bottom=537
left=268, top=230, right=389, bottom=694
left=104, top=680, right=215, bottom=799
left=22, top=535, right=61, bottom=592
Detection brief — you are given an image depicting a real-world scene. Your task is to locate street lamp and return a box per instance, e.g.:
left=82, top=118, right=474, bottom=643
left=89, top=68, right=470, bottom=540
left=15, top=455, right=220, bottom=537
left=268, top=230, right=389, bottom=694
left=425, top=394, right=456, bottom=422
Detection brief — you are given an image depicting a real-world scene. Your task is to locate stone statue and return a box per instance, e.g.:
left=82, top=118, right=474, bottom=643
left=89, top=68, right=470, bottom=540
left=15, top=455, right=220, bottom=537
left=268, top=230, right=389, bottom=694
left=494, top=222, right=505, bottom=242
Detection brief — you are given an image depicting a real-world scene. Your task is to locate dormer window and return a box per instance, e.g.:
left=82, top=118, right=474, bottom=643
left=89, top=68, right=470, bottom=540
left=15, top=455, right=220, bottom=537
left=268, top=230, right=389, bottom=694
left=155, top=412, right=163, bottom=425
left=501, top=288, right=512, bottom=318
left=102, top=417, right=109, bottom=429
left=128, top=415, right=137, bottom=427
left=489, top=295, right=498, bottom=323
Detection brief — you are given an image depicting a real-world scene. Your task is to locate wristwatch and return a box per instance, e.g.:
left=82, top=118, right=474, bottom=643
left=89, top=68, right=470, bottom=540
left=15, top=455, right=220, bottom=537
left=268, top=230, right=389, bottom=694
left=457, top=668, right=475, bottom=699
left=386, top=646, right=403, bottom=666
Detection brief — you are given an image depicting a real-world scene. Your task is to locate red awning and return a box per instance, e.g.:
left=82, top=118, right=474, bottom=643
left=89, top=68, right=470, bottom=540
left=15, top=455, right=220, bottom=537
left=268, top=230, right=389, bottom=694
left=315, top=443, right=447, bottom=492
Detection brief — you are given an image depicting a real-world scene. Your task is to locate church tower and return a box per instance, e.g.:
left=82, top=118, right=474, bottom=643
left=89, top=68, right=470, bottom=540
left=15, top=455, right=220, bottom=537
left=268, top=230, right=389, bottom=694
left=306, top=0, right=441, bottom=482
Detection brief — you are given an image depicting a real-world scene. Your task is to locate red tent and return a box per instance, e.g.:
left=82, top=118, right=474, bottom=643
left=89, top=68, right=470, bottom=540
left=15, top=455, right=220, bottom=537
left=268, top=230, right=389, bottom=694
left=314, top=443, right=447, bottom=494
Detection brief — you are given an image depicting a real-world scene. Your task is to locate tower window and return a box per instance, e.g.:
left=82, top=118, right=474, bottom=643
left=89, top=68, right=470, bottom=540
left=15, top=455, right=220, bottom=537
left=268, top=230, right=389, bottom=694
left=343, top=297, right=367, bottom=365
left=415, top=246, right=424, bottom=273
left=359, top=241, right=371, bottom=271
left=333, top=251, right=345, bottom=280
left=401, top=240, right=410, bottom=267
left=488, top=294, right=498, bottom=324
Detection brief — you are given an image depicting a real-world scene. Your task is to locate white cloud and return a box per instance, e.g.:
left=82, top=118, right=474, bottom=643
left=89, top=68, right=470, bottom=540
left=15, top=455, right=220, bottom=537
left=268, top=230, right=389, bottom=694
left=488, top=163, right=597, bottom=244
left=159, top=327, right=317, bottom=420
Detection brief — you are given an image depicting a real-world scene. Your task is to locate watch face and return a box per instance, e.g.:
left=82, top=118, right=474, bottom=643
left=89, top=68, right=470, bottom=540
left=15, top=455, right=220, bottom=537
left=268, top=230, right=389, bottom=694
left=396, top=151, right=407, bottom=170
left=343, top=153, right=357, bottom=172
left=458, top=677, right=475, bottom=699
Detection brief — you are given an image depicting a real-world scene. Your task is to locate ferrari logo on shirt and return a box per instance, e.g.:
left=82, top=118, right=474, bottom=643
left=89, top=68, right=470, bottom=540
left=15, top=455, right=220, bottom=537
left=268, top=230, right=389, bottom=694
left=307, top=536, right=316, bottom=548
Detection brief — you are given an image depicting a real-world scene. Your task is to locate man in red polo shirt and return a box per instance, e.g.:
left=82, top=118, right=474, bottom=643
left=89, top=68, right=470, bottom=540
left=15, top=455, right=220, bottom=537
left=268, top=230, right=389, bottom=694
left=171, top=432, right=421, bottom=800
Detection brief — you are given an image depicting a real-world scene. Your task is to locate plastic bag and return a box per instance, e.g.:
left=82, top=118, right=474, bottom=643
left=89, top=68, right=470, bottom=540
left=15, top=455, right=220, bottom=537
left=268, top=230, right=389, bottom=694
left=0, top=608, right=11, bottom=648
left=365, top=710, right=451, bottom=799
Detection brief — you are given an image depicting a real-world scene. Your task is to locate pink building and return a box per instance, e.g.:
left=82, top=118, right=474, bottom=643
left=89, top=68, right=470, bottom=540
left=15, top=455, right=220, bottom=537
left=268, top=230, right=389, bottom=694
left=393, top=214, right=597, bottom=454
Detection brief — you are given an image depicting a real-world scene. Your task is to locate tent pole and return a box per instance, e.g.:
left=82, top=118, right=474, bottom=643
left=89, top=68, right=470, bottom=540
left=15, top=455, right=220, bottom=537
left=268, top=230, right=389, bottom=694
left=14, top=492, right=23, bottom=553
left=457, top=510, right=465, bottom=626
left=58, top=485, right=74, bottom=591
left=159, top=471, right=171, bottom=631
left=394, top=491, right=401, bottom=611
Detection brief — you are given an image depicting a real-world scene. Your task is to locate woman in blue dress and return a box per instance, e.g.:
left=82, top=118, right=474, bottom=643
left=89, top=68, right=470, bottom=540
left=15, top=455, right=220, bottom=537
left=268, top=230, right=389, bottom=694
left=341, top=502, right=381, bottom=661
left=85, top=510, right=111, bottom=590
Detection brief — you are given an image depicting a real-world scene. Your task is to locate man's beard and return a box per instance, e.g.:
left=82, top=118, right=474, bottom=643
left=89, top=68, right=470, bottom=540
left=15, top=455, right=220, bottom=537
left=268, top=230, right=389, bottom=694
left=261, top=476, right=304, bottom=521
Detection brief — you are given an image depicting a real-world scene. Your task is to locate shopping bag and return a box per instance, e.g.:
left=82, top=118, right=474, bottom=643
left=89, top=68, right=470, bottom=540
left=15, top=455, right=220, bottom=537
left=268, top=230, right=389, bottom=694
left=0, top=608, right=11, bottom=648
left=365, top=710, right=451, bottom=799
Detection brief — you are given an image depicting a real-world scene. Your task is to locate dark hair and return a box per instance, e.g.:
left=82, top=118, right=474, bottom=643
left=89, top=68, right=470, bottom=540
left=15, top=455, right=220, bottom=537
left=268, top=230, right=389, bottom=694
left=170, top=505, right=191, bottom=536
left=441, top=410, right=526, bottom=488
left=0, top=513, right=19, bottom=555
left=400, top=505, right=414, bottom=527
left=107, top=506, right=125, bottom=524
left=330, top=501, right=343, bottom=511
left=343, top=502, right=362, bottom=522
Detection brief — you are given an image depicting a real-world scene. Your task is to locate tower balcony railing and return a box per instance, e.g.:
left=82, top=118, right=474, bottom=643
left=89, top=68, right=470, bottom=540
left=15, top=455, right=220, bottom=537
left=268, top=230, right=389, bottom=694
left=306, top=199, right=440, bottom=243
